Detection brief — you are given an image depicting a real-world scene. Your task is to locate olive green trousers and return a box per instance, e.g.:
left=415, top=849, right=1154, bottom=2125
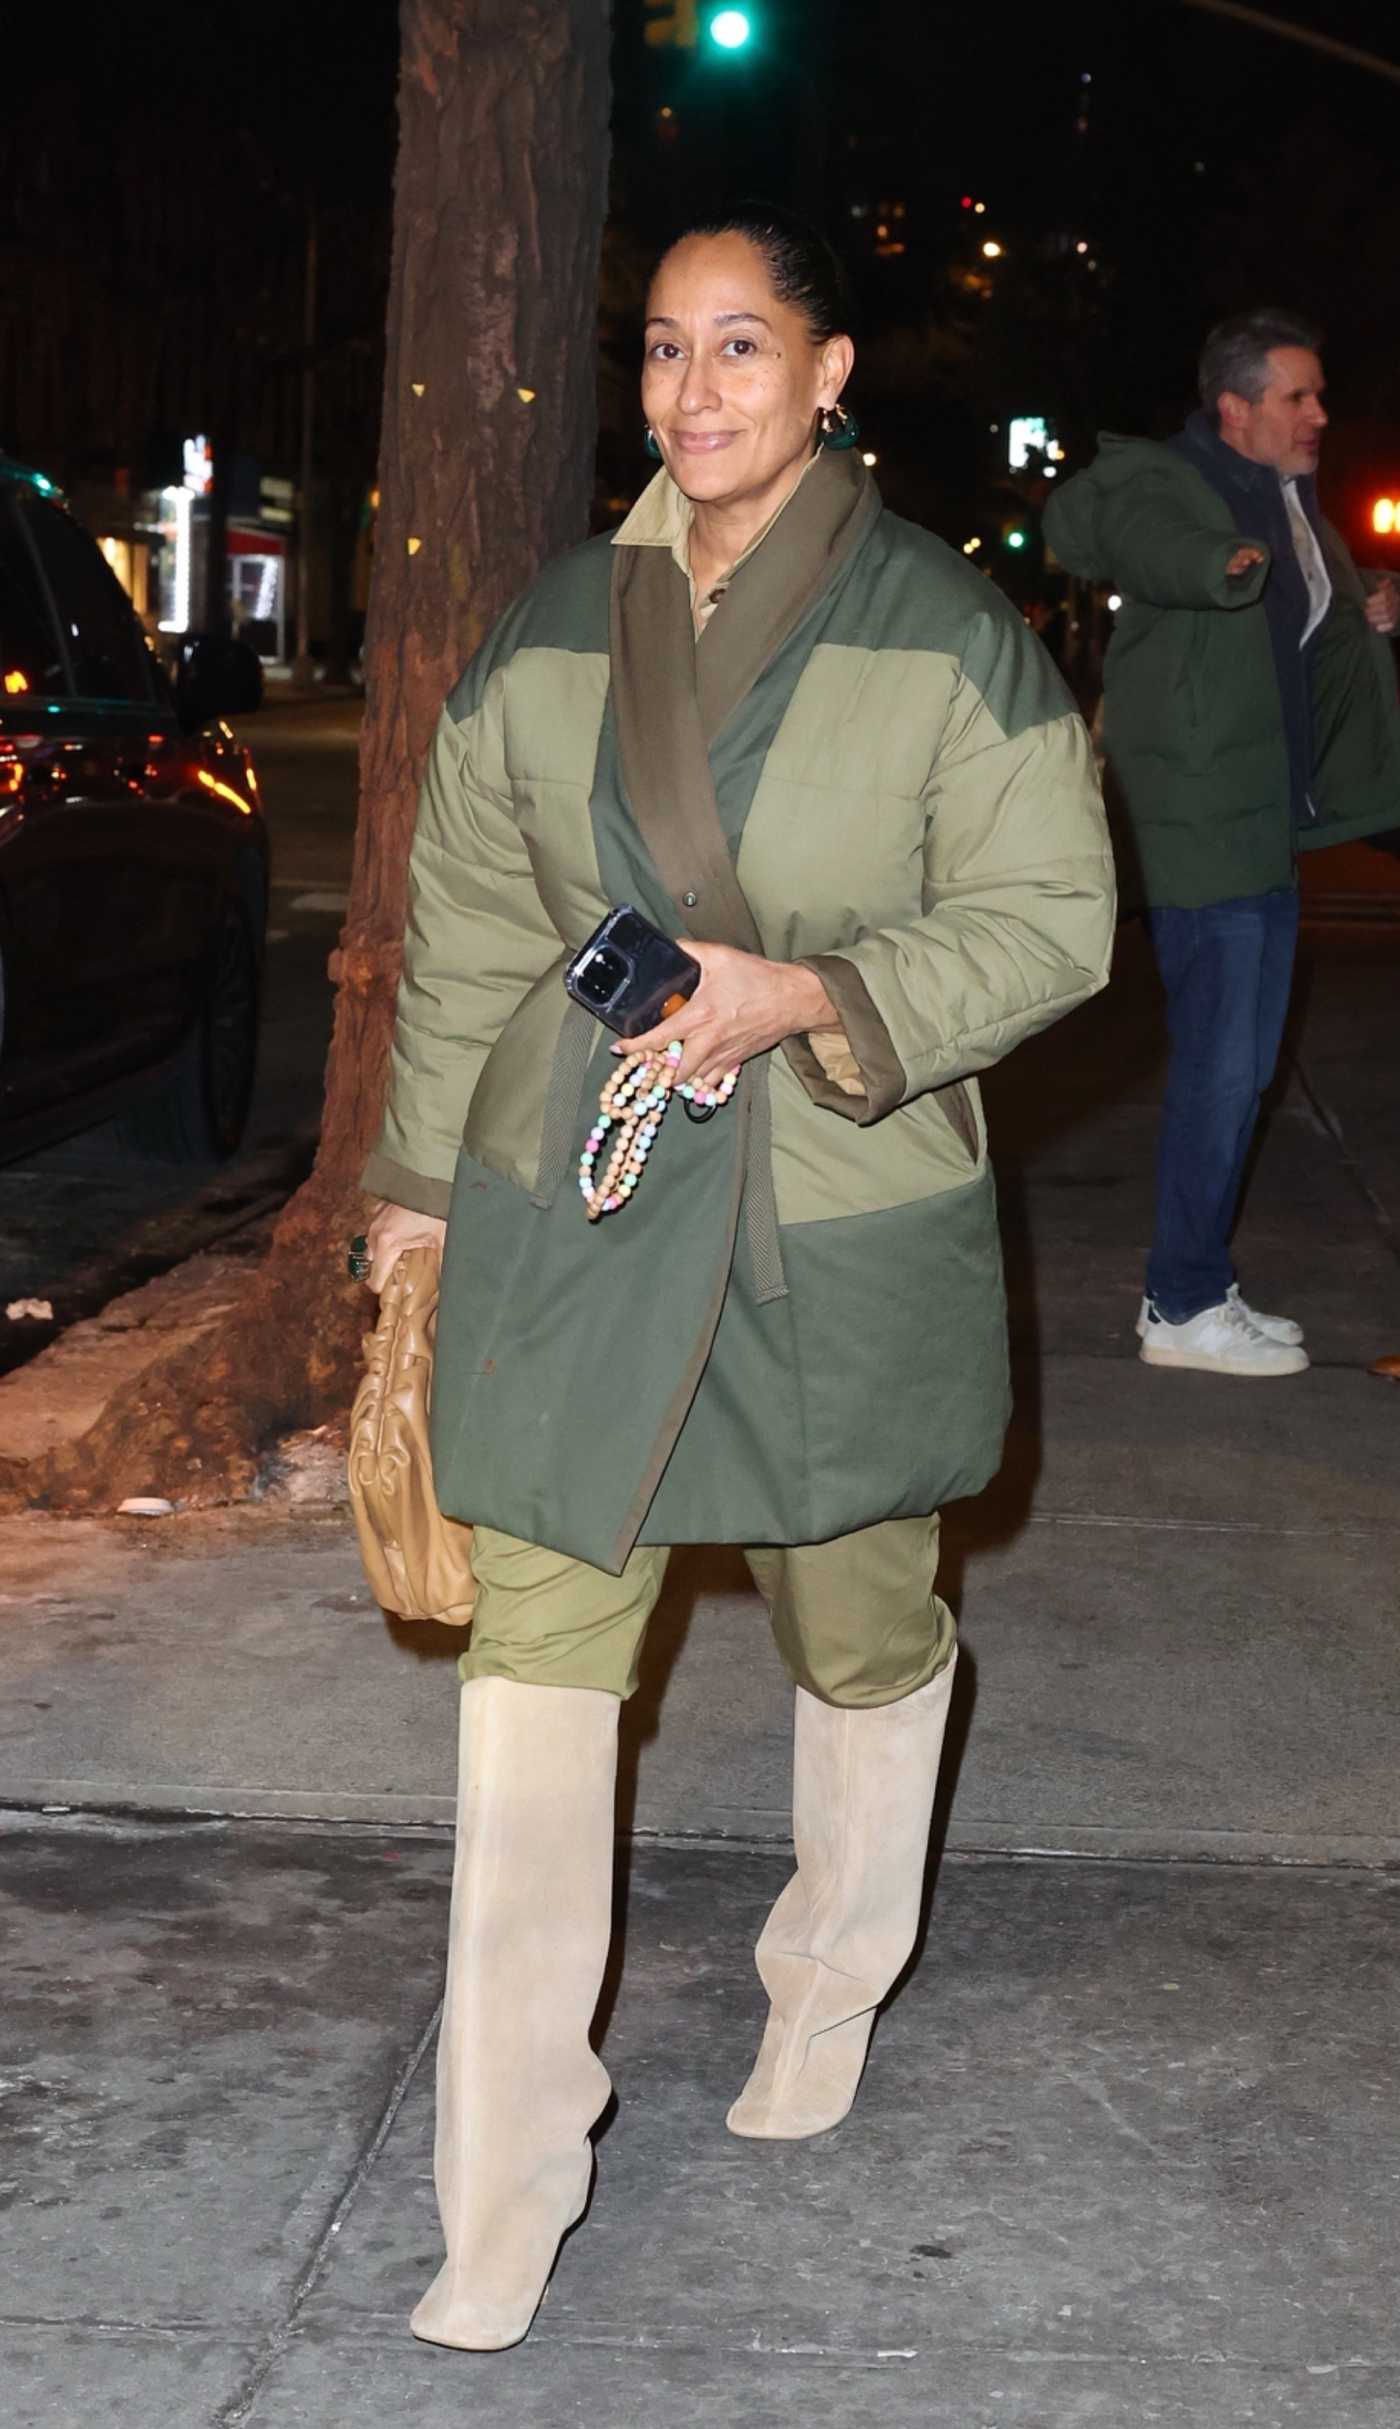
left=459, top=1513, right=956, bottom=1711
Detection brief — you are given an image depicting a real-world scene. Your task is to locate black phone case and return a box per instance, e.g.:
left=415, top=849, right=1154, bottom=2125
left=563, top=905, right=701, bottom=1038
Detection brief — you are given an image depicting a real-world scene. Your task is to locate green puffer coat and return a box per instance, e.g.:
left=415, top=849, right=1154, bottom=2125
left=365, top=452, right=1114, bottom=1573
left=1046, top=434, right=1400, bottom=909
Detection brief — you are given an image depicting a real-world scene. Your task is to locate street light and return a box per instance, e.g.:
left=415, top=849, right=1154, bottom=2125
left=708, top=7, right=753, bottom=46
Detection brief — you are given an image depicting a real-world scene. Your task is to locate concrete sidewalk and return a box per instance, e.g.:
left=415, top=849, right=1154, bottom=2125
left=2, top=912, right=1399, bottom=2425
left=1, top=926, right=1396, bottom=1865
left=5, top=1816, right=1397, bottom=2427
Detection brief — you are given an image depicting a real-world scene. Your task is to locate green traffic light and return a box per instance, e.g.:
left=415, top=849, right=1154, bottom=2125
left=1006, top=529, right=1027, bottom=551
left=709, top=8, right=753, bottom=47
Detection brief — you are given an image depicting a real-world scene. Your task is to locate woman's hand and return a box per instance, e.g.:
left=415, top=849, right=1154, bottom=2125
left=1226, top=542, right=1267, bottom=580
left=621, top=942, right=839, bottom=1091
left=1365, top=576, right=1399, bottom=636
left=365, top=1201, right=448, bottom=1293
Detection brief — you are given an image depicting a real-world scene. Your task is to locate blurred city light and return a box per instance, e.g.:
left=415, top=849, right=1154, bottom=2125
left=1372, top=498, right=1397, bottom=536
left=1008, top=415, right=1051, bottom=468
left=709, top=8, right=752, bottom=46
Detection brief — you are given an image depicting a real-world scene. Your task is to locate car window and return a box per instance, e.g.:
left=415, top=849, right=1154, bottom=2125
left=21, top=496, right=154, bottom=705
left=0, top=494, right=70, bottom=700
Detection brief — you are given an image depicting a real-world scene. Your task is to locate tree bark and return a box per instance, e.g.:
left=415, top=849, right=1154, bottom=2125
left=17, top=0, right=612, bottom=1512
left=323, top=0, right=613, bottom=1197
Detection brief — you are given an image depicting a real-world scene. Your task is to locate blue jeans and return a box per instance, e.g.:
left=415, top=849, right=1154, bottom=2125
left=1144, top=884, right=1300, bottom=1323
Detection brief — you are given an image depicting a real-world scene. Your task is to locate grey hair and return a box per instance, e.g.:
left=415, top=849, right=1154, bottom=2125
left=1199, top=309, right=1323, bottom=417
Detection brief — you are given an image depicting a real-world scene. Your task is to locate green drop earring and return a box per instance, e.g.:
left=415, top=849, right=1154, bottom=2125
left=644, top=426, right=663, bottom=461
left=818, top=403, right=861, bottom=451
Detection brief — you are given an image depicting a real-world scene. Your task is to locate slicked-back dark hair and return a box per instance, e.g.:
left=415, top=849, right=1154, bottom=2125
left=657, top=203, right=853, bottom=343
left=1199, top=309, right=1323, bottom=419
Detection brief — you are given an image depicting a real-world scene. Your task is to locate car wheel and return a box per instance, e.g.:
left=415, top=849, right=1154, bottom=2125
left=117, top=902, right=261, bottom=1163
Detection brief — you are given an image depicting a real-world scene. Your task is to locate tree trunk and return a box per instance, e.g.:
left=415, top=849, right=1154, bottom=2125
left=18, top=0, right=612, bottom=1513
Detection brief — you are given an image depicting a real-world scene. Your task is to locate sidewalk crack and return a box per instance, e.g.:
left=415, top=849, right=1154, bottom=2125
left=211, top=1994, right=442, bottom=2425
left=1293, top=1050, right=1400, bottom=1275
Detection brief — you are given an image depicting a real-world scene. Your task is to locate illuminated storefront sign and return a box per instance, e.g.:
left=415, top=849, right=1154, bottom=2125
left=157, top=483, right=193, bottom=633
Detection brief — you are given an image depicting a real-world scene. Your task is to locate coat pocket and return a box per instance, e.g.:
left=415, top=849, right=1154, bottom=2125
left=938, top=1077, right=978, bottom=1162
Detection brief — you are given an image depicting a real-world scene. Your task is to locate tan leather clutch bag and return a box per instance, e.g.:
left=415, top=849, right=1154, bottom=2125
left=347, top=1244, right=476, bottom=1625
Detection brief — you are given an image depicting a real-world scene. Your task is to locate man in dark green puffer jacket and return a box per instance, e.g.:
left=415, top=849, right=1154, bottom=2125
left=1046, top=309, right=1400, bottom=1377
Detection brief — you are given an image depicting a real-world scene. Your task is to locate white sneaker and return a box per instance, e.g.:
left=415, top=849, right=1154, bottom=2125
left=1138, top=1296, right=1310, bottom=1376
left=1136, top=1288, right=1304, bottom=1349
left=1225, top=1284, right=1304, bottom=1347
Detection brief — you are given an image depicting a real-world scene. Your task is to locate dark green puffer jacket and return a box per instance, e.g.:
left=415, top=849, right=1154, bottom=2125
left=364, top=456, right=1112, bottom=1572
left=1046, top=434, right=1400, bottom=908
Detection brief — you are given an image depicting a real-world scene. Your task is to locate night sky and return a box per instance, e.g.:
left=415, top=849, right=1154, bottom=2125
left=5, top=1, right=1398, bottom=554
left=613, top=0, right=1400, bottom=548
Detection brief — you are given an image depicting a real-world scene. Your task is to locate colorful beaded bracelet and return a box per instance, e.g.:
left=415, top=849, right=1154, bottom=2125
left=579, top=1040, right=740, bottom=1221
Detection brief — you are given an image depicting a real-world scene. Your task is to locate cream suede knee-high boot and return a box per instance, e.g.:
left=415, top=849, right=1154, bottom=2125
left=410, top=1676, right=619, bottom=2351
left=727, top=1654, right=956, bottom=2141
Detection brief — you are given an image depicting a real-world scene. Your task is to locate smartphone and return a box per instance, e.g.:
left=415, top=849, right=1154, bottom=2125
left=563, top=904, right=701, bottom=1038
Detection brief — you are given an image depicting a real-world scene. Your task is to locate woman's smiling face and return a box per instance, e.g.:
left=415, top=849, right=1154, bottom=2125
left=641, top=232, right=853, bottom=516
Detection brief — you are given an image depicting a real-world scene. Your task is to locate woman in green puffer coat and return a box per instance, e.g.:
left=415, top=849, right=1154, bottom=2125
left=362, top=205, right=1114, bottom=2352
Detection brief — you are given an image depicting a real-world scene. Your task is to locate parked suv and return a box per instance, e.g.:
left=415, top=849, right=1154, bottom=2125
left=0, top=458, right=268, bottom=1163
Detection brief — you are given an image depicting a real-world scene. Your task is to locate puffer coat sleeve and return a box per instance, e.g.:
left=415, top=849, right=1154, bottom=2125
left=362, top=675, right=563, bottom=1219
left=1045, top=453, right=1272, bottom=611
left=785, top=604, right=1115, bottom=1125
